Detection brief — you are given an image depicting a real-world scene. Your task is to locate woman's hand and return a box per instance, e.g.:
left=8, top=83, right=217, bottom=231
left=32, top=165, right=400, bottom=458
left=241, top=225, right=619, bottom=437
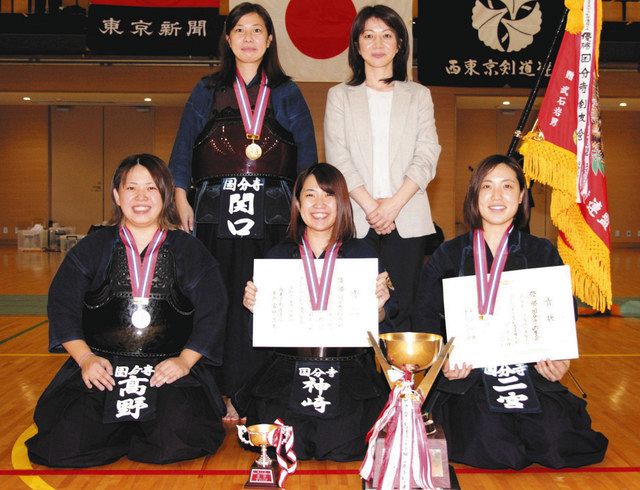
left=243, top=281, right=257, bottom=313
left=150, top=348, right=201, bottom=387
left=175, top=188, right=194, bottom=233
left=442, top=360, right=473, bottom=380
left=372, top=220, right=396, bottom=235
left=367, top=198, right=401, bottom=235
left=375, top=272, right=391, bottom=311
left=535, top=359, right=570, bottom=382
left=80, top=354, right=115, bottom=391
left=367, top=178, right=420, bottom=235
left=350, top=186, right=379, bottom=218
left=376, top=272, right=391, bottom=322
left=150, top=357, right=190, bottom=388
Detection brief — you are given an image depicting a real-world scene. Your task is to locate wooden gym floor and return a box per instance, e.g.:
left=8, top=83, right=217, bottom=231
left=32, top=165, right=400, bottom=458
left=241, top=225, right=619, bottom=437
left=0, top=245, right=638, bottom=489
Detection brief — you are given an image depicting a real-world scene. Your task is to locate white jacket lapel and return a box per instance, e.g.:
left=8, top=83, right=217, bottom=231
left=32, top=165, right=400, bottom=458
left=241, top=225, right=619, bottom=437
left=389, top=82, right=411, bottom=168
left=347, top=84, right=373, bottom=182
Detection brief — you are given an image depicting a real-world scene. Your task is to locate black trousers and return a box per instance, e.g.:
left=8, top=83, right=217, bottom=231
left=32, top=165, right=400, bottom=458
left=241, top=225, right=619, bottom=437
left=196, top=221, right=285, bottom=396
left=27, top=372, right=224, bottom=468
left=236, top=352, right=388, bottom=461
left=364, top=228, right=427, bottom=331
left=433, top=381, right=608, bottom=469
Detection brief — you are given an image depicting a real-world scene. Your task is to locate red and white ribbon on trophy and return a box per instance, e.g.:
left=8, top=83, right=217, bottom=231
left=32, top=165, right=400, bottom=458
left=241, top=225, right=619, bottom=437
left=267, top=418, right=297, bottom=488
left=360, top=373, right=435, bottom=490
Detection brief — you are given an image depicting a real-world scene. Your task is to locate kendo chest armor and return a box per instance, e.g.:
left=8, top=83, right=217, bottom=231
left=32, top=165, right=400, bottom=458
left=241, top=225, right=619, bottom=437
left=191, top=106, right=297, bottom=183
left=82, top=241, right=194, bottom=357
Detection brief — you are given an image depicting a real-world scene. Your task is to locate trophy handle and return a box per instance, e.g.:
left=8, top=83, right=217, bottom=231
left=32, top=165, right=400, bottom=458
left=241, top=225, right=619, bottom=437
left=416, top=337, right=456, bottom=401
left=367, top=331, right=394, bottom=387
left=237, top=425, right=252, bottom=446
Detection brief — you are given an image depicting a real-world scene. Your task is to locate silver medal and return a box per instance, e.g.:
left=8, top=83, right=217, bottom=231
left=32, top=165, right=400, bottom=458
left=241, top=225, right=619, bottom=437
left=131, top=307, right=151, bottom=329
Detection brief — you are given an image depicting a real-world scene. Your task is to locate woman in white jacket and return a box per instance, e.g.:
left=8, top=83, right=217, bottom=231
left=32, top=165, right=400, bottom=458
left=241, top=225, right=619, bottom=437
left=324, top=4, right=441, bottom=330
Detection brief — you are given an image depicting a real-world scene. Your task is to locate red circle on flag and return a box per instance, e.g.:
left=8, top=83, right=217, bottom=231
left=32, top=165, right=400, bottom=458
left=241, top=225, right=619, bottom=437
left=285, top=0, right=356, bottom=60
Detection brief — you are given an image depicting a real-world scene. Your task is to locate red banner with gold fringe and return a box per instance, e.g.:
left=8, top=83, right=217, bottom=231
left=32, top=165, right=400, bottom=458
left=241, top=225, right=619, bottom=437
left=519, top=0, right=611, bottom=312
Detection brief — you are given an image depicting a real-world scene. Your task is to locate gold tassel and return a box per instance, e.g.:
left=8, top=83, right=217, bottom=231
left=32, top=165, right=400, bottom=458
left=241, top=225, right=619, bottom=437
left=519, top=131, right=612, bottom=312
left=565, top=0, right=583, bottom=34
left=519, top=134, right=576, bottom=194
left=555, top=203, right=613, bottom=313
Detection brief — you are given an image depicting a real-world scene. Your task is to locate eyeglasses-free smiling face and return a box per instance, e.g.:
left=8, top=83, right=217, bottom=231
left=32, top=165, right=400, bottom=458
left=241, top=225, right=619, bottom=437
left=358, top=17, right=399, bottom=71
left=478, top=163, right=525, bottom=231
left=297, top=175, right=338, bottom=236
left=112, top=164, right=163, bottom=231
left=226, top=12, right=272, bottom=66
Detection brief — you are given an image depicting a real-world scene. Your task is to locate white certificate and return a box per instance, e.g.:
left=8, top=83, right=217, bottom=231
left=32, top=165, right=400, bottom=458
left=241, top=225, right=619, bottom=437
left=252, top=258, right=379, bottom=347
left=443, top=265, right=578, bottom=368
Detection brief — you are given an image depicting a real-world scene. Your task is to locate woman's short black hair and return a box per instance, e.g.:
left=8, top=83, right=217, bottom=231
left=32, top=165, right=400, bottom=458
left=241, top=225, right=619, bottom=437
left=347, top=4, right=409, bottom=86
left=463, top=154, right=530, bottom=230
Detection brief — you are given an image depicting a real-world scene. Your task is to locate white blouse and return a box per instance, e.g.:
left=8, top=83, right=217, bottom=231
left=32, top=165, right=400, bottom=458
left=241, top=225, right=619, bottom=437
left=366, top=86, right=393, bottom=199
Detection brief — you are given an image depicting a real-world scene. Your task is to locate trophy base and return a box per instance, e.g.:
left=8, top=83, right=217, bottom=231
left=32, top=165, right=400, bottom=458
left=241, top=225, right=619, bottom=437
left=363, top=424, right=454, bottom=489
left=244, top=460, right=280, bottom=488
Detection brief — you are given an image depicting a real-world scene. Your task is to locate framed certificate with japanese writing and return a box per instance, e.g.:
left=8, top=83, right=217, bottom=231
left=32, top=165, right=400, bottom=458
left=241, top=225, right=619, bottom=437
left=252, top=258, right=379, bottom=347
left=442, top=265, right=578, bottom=369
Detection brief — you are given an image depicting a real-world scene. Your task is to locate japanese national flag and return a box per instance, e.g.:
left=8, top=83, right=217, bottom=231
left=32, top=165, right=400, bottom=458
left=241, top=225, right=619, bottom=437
left=229, top=0, right=412, bottom=82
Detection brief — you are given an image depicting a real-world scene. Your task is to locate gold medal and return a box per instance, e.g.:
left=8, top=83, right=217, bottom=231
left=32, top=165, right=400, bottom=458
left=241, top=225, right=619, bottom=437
left=245, top=141, right=262, bottom=160
left=235, top=71, right=269, bottom=162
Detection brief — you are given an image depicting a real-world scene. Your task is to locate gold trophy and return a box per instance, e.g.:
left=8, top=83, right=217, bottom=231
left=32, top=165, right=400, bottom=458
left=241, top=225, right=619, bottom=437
left=379, top=332, right=442, bottom=376
left=361, top=332, right=455, bottom=489
left=237, top=423, right=280, bottom=488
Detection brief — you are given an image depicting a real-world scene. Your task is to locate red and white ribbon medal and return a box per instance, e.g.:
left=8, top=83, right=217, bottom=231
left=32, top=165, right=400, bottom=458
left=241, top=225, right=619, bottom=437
left=233, top=69, right=270, bottom=160
left=299, top=234, right=341, bottom=311
left=119, top=226, right=167, bottom=330
left=473, top=225, right=513, bottom=319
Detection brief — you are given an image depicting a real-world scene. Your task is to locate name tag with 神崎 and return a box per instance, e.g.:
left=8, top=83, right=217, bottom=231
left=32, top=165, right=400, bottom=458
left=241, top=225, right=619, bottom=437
left=442, top=265, right=578, bottom=369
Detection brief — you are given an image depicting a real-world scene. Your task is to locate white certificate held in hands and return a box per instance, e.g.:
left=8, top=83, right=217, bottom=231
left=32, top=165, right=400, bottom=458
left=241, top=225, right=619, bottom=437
left=443, top=265, right=578, bottom=369
left=252, top=258, right=379, bottom=347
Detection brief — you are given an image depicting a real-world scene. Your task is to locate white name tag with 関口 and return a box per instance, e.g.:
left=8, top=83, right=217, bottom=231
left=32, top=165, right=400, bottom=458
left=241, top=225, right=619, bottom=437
left=252, top=258, right=379, bottom=347
left=443, top=265, right=578, bottom=369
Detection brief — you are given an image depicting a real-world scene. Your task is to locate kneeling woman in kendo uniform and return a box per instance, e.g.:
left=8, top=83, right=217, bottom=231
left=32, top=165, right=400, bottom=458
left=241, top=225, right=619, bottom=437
left=237, top=163, right=394, bottom=461
left=27, top=154, right=228, bottom=467
left=412, top=154, right=608, bottom=469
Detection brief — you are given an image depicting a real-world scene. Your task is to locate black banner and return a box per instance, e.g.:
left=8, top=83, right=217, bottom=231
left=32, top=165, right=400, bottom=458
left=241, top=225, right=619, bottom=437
left=417, top=0, right=565, bottom=88
left=0, top=13, right=86, bottom=54
left=87, top=5, right=223, bottom=55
